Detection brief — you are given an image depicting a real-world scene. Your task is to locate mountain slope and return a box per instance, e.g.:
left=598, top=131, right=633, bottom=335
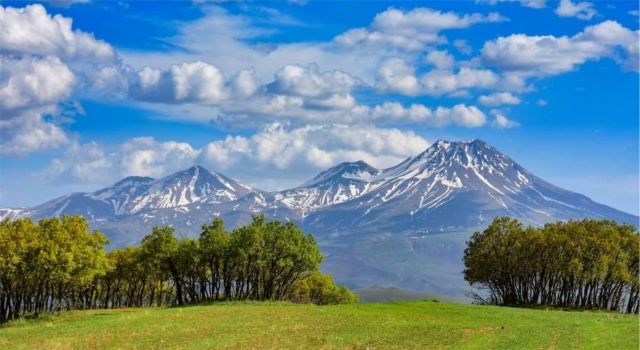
left=1, top=166, right=296, bottom=246
left=1, top=140, right=637, bottom=296
left=274, top=160, right=381, bottom=216
left=302, top=139, right=637, bottom=236
left=2, top=141, right=636, bottom=238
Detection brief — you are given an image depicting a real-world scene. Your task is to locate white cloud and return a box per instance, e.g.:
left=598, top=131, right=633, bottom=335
left=200, top=123, right=429, bottom=171
left=0, top=56, right=75, bottom=114
left=120, top=5, right=380, bottom=86
left=536, top=98, right=548, bottom=106
left=119, top=137, right=201, bottom=177
left=420, top=68, right=498, bottom=96
left=48, top=0, right=91, bottom=8
left=555, top=0, right=598, bottom=20
left=43, top=137, right=201, bottom=184
left=482, top=20, right=639, bottom=75
left=518, top=0, right=547, bottom=8
left=0, top=55, right=76, bottom=155
left=478, top=0, right=547, bottom=9
left=491, top=111, right=520, bottom=129
left=129, top=61, right=227, bottom=103
left=44, top=124, right=431, bottom=190
left=376, top=58, right=420, bottom=95
left=377, top=58, right=498, bottom=96
left=0, top=4, right=120, bottom=155
left=229, top=68, right=259, bottom=97
left=425, top=50, right=455, bottom=69
left=44, top=141, right=112, bottom=183
left=271, top=64, right=358, bottom=97
left=371, top=102, right=487, bottom=127
left=334, top=7, right=506, bottom=51
left=478, top=92, right=521, bottom=106
left=0, top=109, right=70, bottom=155
left=453, top=39, right=473, bottom=55
left=0, top=4, right=114, bottom=61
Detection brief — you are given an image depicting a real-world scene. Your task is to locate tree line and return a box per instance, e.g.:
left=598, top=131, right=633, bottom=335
left=464, top=217, right=639, bottom=313
left=0, top=215, right=356, bottom=322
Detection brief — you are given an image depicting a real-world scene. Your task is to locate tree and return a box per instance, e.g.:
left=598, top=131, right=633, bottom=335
left=288, top=271, right=358, bottom=305
left=199, top=218, right=229, bottom=300
left=140, top=226, right=183, bottom=305
left=0, top=214, right=354, bottom=321
left=463, top=217, right=639, bottom=313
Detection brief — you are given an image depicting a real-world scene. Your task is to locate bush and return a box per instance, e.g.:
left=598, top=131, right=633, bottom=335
left=463, top=217, right=639, bottom=313
left=287, top=271, right=358, bottom=305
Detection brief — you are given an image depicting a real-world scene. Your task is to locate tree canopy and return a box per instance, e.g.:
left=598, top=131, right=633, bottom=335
left=464, top=217, right=639, bottom=313
left=0, top=214, right=355, bottom=322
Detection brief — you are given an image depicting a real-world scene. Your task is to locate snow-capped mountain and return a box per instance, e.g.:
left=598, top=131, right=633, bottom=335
left=302, top=139, right=637, bottom=235
left=1, top=140, right=636, bottom=244
left=0, top=166, right=295, bottom=246
left=274, top=161, right=381, bottom=216
left=18, top=166, right=253, bottom=221
left=2, top=140, right=637, bottom=298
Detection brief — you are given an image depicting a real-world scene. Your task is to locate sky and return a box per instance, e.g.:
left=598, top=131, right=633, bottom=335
left=0, top=0, right=638, bottom=215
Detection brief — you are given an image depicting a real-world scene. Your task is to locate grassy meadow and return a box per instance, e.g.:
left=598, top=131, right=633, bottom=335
left=0, top=301, right=637, bottom=349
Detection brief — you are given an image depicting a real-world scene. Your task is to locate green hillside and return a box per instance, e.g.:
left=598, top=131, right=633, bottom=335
left=1, top=301, right=637, bottom=349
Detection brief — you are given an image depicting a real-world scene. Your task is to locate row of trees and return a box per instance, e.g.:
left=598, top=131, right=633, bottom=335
left=0, top=215, right=356, bottom=322
left=464, top=217, right=639, bottom=313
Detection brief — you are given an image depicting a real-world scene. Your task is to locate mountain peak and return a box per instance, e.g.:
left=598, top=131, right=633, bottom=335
left=303, top=160, right=379, bottom=187
left=111, top=176, right=154, bottom=188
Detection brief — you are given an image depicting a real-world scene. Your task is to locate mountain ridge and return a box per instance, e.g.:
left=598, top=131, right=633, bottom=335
left=1, top=139, right=636, bottom=244
left=3, top=139, right=636, bottom=298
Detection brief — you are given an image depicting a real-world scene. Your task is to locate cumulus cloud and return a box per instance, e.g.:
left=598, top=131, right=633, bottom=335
left=200, top=123, right=429, bottom=171
left=334, top=7, right=506, bottom=50
left=482, top=20, right=640, bottom=75
left=479, top=0, right=547, bottom=9
left=491, top=111, right=520, bottom=129
left=44, top=124, right=431, bottom=189
left=124, top=59, right=487, bottom=128
left=0, top=4, right=114, bottom=61
left=376, top=58, right=420, bottom=95
left=129, top=61, right=227, bottom=103
left=0, top=55, right=76, bottom=155
left=0, top=56, right=75, bottom=114
left=44, top=141, right=112, bottom=183
left=44, top=137, right=201, bottom=183
left=377, top=58, right=498, bottom=96
left=48, top=0, right=91, bottom=8
left=270, top=64, right=358, bottom=97
left=555, top=0, right=598, bottom=20
left=420, top=68, right=498, bottom=96
left=0, top=4, right=117, bottom=155
left=425, top=50, right=455, bottom=69
left=453, top=39, right=473, bottom=55
left=0, top=109, right=70, bottom=155
left=370, top=102, right=487, bottom=127
left=478, top=92, right=521, bottom=106
left=119, top=137, right=201, bottom=177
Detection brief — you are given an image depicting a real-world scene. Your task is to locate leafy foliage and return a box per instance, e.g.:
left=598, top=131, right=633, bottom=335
left=288, top=271, right=358, bottom=305
left=0, top=214, right=354, bottom=322
left=464, top=217, right=639, bottom=313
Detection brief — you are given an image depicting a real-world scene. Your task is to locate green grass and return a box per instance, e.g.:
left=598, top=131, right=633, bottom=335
left=0, top=301, right=637, bottom=349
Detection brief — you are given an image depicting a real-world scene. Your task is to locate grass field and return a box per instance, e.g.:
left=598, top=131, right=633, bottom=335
left=0, top=301, right=637, bottom=349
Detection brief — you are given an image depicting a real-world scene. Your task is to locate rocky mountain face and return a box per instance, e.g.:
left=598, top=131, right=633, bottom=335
left=301, top=139, right=637, bottom=237
left=2, top=140, right=637, bottom=299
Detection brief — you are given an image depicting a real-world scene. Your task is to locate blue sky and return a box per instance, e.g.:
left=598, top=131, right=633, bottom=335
left=0, top=0, right=638, bottom=215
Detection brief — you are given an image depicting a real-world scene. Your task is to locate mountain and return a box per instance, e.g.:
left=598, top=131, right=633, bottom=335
left=274, top=160, right=381, bottom=216
left=301, top=139, right=637, bottom=237
left=2, top=140, right=637, bottom=299
left=3, top=166, right=296, bottom=246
